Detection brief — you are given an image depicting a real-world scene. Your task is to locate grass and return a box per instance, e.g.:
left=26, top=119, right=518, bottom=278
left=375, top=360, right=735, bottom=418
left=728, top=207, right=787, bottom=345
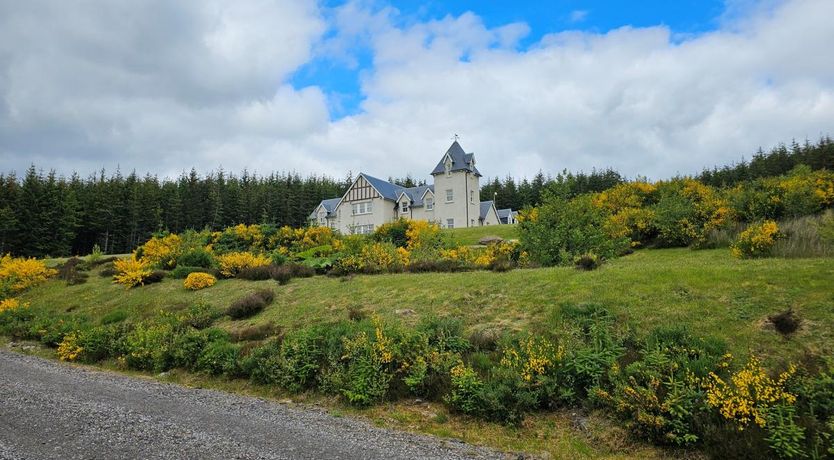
left=441, top=224, right=519, bottom=245
left=20, top=248, right=834, bottom=365
left=11, top=247, right=834, bottom=457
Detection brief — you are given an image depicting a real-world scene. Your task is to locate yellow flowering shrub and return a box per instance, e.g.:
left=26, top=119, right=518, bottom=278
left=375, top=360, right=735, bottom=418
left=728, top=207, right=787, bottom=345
left=473, top=240, right=520, bottom=268
left=139, top=233, right=182, bottom=268
left=705, top=356, right=797, bottom=429
left=0, top=254, right=57, bottom=295
left=113, top=256, right=152, bottom=288
left=405, top=220, right=441, bottom=250
left=57, top=332, right=83, bottom=361
left=0, top=297, right=28, bottom=313
left=500, top=335, right=564, bottom=383
left=183, top=272, right=216, bottom=290
left=216, top=251, right=270, bottom=277
left=515, top=207, right=538, bottom=223
left=439, top=246, right=474, bottom=263
left=359, top=242, right=403, bottom=272
left=731, top=220, right=782, bottom=259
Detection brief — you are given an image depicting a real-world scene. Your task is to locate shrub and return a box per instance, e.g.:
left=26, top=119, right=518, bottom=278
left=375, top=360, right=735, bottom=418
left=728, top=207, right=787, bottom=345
left=183, top=272, right=216, bottom=290
left=196, top=340, right=241, bottom=376
left=230, top=323, right=280, bottom=342
left=171, top=328, right=227, bottom=370
left=86, top=244, right=104, bottom=265
left=446, top=363, right=484, bottom=416
left=731, top=220, right=783, bottom=259
left=519, top=194, right=630, bottom=266
left=227, top=289, right=274, bottom=319
left=183, top=302, right=220, bottom=329
left=573, top=252, right=601, bottom=271
left=406, top=259, right=467, bottom=273
left=98, top=265, right=117, bottom=278
left=704, top=356, right=797, bottom=429
left=237, top=265, right=273, bottom=281
left=373, top=219, right=410, bottom=248
left=270, top=265, right=292, bottom=285
left=176, top=248, right=214, bottom=269
left=170, top=266, right=219, bottom=279
left=112, top=257, right=152, bottom=288
left=0, top=254, right=57, bottom=297
left=216, top=252, right=270, bottom=278
left=139, top=233, right=182, bottom=269
left=288, top=263, right=314, bottom=278
left=57, top=332, right=83, bottom=361
left=0, top=297, right=27, bottom=313
left=144, top=270, right=166, bottom=285
left=123, top=321, right=178, bottom=372
left=56, top=257, right=90, bottom=285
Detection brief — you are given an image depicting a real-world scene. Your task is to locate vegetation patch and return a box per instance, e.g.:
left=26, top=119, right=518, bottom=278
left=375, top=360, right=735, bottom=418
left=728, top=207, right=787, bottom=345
left=227, top=289, right=275, bottom=320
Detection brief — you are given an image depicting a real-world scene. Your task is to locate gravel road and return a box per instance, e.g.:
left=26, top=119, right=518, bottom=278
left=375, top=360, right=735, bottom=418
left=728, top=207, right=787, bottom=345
left=0, top=349, right=508, bottom=460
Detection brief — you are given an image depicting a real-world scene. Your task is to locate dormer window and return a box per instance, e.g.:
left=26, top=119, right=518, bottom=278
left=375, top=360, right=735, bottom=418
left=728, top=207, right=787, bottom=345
left=445, top=157, right=452, bottom=177
left=425, top=197, right=434, bottom=210
left=400, top=200, right=409, bottom=213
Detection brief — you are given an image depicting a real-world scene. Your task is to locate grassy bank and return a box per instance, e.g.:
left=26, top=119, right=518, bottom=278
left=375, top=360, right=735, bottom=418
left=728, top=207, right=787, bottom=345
left=19, top=248, right=834, bottom=365
left=442, top=224, right=519, bottom=245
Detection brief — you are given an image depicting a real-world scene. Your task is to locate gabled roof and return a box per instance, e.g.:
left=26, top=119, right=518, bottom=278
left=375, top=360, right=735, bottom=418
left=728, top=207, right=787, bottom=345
left=430, top=141, right=481, bottom=177
left=479, top=200, right=498, bottom=220
left=397, top=184, right=434, bottom=207
left=497, top=208, right=513, bottom=219
left=309, top=198, right=341, bottom=219
left=360, top=173, right=403, bottom=201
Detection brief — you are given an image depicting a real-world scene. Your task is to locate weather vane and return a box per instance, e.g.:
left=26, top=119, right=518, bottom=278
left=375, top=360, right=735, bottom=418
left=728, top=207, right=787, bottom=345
left=452, top=133, right=460, bottom=142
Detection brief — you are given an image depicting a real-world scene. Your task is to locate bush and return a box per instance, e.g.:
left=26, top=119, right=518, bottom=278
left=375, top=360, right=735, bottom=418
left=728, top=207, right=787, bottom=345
left=405, top=259, right=468, bottom=273
left=196, top=340, right=241, bottom=376
left=99, top=265, right=117, bottom=278
left=170, top=266, right=219, bottom=279
left=176, top=248, right=214, bottom=269
left=123, top=320, right=178, bottom=371
left=56, top=257, right=90, bottom=285
left=373, top=219, right=410, bottom=248
left=270, top=265, right=293, bottom=285
left=216, top=252, right=270, bottom=278
left=144, top=270, right=166, bottom=285
left=86, top=244, right=104, bottom=265
left=519, top=194, right=630, bottom=266
left=139, top=233, right=182, bottom=269
left=112, top=257, right=152, bottom=288
left=288, top=263, right=315, bottom=278
left=171, top=328, right=227, bottom=370
left=731, top=220, right=783, bottom=259
left=573, top=252, right=601, bottom=271
left=230, top=322, right=280, bottom=342
left=0, top=254, right=57, bottom=297
left=237, top=265, right=274, bottom=281
left=227, top=289, right=274, bottom=319
left=183, top=272, right=217, bottom=290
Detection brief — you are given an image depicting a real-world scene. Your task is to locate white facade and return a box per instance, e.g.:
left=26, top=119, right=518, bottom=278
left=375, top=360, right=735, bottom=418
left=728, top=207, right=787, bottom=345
left=310, top=141, right=512, bottom=234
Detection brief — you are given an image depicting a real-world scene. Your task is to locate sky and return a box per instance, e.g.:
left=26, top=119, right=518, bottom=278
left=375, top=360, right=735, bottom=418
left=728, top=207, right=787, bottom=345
left=0, top=0, right=832, bottom=182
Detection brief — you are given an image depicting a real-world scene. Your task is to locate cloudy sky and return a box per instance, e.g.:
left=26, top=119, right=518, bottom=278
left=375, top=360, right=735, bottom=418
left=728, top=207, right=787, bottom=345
left=0, top=0, right=832, bottom=181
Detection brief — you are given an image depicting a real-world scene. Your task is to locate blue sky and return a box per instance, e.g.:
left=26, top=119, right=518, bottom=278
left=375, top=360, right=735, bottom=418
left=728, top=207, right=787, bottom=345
left=293, top=0, right=728, bottom=118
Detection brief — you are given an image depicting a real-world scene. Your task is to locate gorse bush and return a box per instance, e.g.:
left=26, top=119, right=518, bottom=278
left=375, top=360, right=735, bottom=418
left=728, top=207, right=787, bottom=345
left=170, top=266, right=219, bottom=279
left=0, top=254, right=56, bottom=299
left=731, top=220, right=782, bottom=259
left=176, top=248, right=214, bottom=269
left=183, top=272, right=216, bottom=290
left=112, top=256, right=152, bottom=288
left=217, top=252, right=271, bottom=278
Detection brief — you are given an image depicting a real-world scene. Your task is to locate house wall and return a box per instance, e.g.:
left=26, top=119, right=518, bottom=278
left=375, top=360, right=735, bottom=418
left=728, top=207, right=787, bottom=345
left=482, top=206, right=500, bottom=226
left=331, top=176, right=398, bottom=234
left=432, top=170, right=480, bottom=228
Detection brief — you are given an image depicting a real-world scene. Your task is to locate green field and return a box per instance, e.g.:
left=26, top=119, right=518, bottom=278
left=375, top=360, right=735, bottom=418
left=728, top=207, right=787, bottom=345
left=20, top=247, right=834, bottom=365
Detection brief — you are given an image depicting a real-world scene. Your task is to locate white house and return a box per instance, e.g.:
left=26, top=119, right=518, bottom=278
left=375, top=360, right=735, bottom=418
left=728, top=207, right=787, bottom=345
left=310, top=141, right=509, bottom=234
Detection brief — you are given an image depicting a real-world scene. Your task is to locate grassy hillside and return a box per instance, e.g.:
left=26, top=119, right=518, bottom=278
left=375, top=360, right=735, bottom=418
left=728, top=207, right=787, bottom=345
left=441, top=224, right=519, bottom=245
left=19, top=248, right=834, bottom=364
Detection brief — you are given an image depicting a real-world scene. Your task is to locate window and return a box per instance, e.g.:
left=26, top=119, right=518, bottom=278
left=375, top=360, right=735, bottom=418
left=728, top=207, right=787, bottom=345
left=445, top=189, right=454, bottom=202
left=425, top=197, right=433, bottom=210
left=352, top=224, right=374, bottom=235
left=446, top=218, right=454, bottom=229
left=352, top=201, right=373, bottom=215
left=471, top=219, right=475, bottom=226
left=470, top=190, right=474, bottom=203
left=445, top=159, right=452, bottom=177
left=400, top=200, right=409, bottom=213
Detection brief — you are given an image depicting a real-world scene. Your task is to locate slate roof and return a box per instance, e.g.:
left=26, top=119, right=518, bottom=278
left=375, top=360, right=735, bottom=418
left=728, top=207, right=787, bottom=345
left=360, top=173, right=403, bottom=201
left=398, top=184, right=434, bottom=207
left=479, top=200, right=496, bottom=220
left=309, top=198, right=342, bottom=219
left=497, top=208, right=513, bottom=219
left=430, top=141, right=481, bottom=177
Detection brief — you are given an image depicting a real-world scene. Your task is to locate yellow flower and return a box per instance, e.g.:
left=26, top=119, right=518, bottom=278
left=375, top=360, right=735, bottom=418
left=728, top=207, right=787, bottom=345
left=183, top=272, right=216, bottom=290
left=113, top=256, right=152, bottom=288
left=216, top=252, right=270, bottom=277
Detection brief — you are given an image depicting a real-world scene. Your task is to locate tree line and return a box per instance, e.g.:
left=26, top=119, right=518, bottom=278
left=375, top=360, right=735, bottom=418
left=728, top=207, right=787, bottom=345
left=0, top=168, right=347, bottom=257
left=2, top=136, right=831, bottom=257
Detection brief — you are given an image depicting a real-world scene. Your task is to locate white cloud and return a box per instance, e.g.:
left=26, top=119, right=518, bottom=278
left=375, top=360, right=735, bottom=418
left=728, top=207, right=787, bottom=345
left=569, top=10, right=589, bottom=23
left=1, top=0, right=833, bottom=183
